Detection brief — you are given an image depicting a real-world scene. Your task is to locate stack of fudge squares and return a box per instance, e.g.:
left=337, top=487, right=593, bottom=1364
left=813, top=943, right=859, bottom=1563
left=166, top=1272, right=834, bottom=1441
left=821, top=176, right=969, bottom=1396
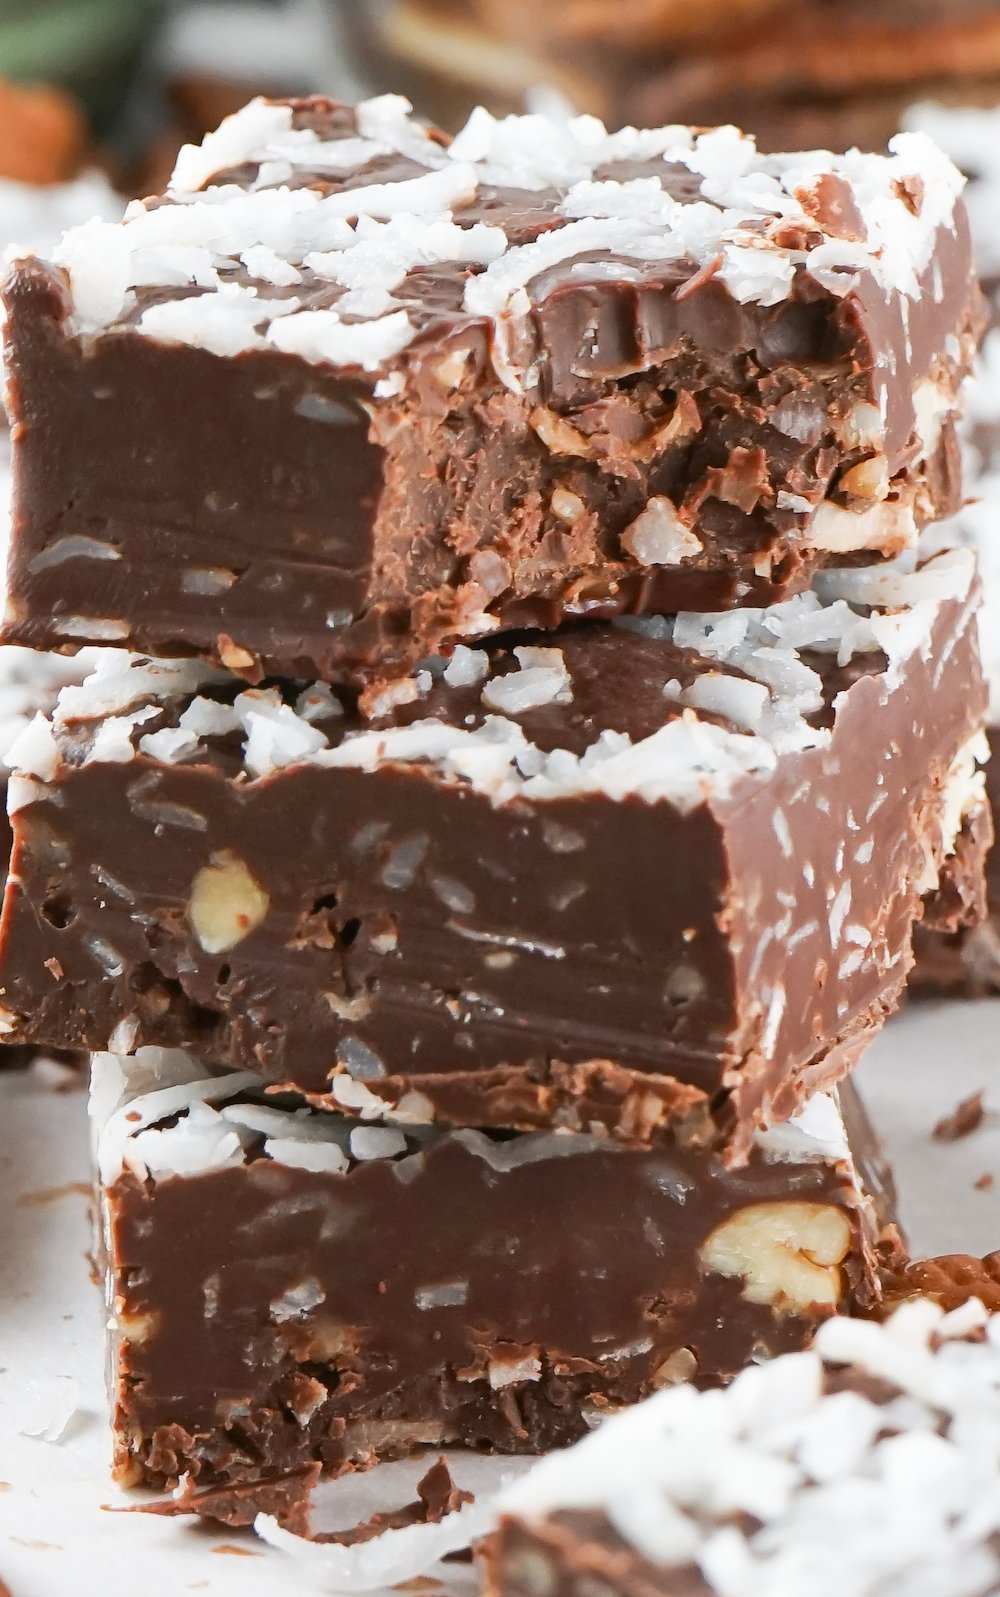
left=0, top=95, right=992, bottom=1515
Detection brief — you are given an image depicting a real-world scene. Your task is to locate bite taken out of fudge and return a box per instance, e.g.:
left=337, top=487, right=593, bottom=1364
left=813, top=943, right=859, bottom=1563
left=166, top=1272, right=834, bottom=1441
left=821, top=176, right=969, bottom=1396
left=0, top=550, right=988, bottom=1158
left=93, top=1047, right=893, bottom=1515
left=1, top=94, right=981, bottom=684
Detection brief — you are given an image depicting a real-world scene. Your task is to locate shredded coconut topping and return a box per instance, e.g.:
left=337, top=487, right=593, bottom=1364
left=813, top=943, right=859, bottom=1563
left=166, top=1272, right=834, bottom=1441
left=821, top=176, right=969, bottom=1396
left=90, top=1050, right=846, bottom=1184
left=46, top=93, right=964, bottom=393
left=498, top=1302, right=1000, bottom=1597
left=27, top=550, right=974, bottom=814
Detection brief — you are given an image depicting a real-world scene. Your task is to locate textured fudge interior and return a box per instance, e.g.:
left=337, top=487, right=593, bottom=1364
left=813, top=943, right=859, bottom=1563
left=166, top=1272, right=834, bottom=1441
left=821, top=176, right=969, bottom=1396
left=93, top=1047, right=886, bottom=1504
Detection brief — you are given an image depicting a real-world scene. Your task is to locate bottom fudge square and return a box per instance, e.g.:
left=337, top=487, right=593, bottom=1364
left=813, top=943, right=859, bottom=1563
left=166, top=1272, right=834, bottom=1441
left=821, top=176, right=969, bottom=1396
left=1, top=550, right=988, bottom=1155
left=482, top=1298, right=1000, bottom=1597
left=93, top=1051, right=890, bottom=1512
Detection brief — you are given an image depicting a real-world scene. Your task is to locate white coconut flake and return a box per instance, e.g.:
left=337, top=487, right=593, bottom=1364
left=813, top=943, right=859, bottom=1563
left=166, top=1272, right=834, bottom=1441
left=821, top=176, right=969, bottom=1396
left=139, top=284, right=302, bottom=358
left=295, top=682, right=344, bottom=723
left=138, top=725, right=205, bottom=765
left=349, top=1125, right=409, bottom=1162
left=11, top=1375, right=81, bottom=1444
left=95, top=1064, right=263, bottom=1183
left=170, top=98, right=298, bottom=192
left=480, top=646, right=573, bottom=714
left=5, top=712, right=61, bottom=781
left=269, top=307, right=416, bottom=371
left=444, top=644, right=491, bottom=687
left=264, top=1139, right=350, bottom=1175
left=622, top=498, right=702, bottom=565
left=756, top=1091, right=850, bottom=1165
left=178, top=696, right=243, bottom=737
left=255, top=1492, right=496, bottom=1590
left=496, top=1306, right=1000, bottom=1597
left=87, top=706, right=160, bottom=765
left=235, top=687, right=329, bottom=776
left=55, top=654, right=225, bottom=722
left=28, top=535, right=122, bottom=571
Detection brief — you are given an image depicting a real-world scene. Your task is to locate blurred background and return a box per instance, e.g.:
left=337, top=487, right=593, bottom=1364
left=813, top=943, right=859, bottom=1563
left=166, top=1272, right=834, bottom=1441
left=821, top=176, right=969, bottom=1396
left=2, top=0, right=1000, bottom=193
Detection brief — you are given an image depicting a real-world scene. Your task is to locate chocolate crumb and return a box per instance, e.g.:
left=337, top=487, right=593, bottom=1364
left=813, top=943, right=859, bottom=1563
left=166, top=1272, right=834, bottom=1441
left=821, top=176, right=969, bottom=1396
left=933, top=1091, right=985, bottom=1142
left=417, top=1458, right=474, bottom=1523
left=136, top=1463, right=321, bottom=1531
left=975, top=1172, right=994, bottom=1191
left=313, top=1459, right=473, bottom=1547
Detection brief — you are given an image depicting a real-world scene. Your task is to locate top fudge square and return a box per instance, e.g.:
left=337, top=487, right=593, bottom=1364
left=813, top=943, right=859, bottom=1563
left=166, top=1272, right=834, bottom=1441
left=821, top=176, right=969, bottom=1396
left=0, top=96, right=981, bottom=684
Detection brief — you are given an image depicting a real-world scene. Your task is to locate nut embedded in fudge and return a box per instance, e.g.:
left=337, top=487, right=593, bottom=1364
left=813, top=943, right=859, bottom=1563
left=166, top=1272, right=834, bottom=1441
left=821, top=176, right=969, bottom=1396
left=92, top=1048, right=890, bottom=1511
left=481, top=1296, right=1000, bottom=1597
left=0, top=95, right=981, bottom=683
left=0, top=551, right=988, bottom=1154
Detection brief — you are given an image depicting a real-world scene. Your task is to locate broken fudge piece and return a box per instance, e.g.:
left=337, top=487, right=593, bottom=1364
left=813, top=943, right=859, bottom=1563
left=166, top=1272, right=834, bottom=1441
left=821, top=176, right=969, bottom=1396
left=1, top=95, right=980, bottom=683
left=880, top=1249, right=1000, bottom=1314
left=481, top=1296, right=1000, bottom=1597
left=0, top=551, right=987, bottom=1154
left=92, top=1048, right=890, bottom=1509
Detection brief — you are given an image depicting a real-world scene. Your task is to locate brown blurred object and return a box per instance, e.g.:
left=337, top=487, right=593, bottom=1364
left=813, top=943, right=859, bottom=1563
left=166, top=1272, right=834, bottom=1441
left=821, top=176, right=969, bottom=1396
left=346, top=0, right=1000, bottom=147
left=0, top=76, right=87, bottom=184
left=636, top=0, right=1000, bottom=152
left=447, top=0, right=793, bottom=50
left=879, top=1250, right=1000, bottom=1314
left=341, top=0, right=799, bottom=132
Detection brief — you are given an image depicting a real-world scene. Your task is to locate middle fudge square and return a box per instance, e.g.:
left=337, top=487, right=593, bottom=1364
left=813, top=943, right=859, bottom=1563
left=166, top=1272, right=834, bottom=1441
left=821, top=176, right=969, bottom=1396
left=0, top=549, right=987, bottom=1157
left=0, top=96, right=981, bottom=684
